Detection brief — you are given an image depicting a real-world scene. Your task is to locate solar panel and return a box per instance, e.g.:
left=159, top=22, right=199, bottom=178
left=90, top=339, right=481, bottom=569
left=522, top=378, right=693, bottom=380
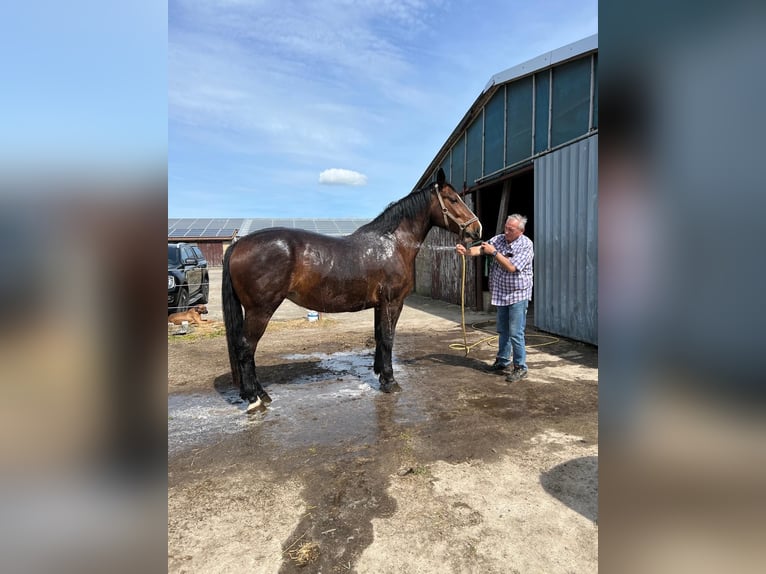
left=168, top=217, right=371, bottom=240
left=335, top=222, right=356, bottom=234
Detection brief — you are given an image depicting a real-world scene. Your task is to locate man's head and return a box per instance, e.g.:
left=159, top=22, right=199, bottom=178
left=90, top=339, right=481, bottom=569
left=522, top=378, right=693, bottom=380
left=504, top=214, right=527, bottom=242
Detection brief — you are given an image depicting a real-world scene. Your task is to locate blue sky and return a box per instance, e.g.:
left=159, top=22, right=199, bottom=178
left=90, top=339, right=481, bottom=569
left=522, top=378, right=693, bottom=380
left=2, top=2, right=167, bottom=175
left=169, top=0, right=597, bottom=219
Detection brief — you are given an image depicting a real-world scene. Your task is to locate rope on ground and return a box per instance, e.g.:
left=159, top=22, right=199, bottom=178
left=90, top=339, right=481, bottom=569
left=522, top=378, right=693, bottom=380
left=449, top=252, right=560, bottom=355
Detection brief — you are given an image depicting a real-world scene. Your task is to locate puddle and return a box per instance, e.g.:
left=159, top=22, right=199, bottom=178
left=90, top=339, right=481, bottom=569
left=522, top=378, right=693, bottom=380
left=169, top=349, right=431, bottom=455
left=168, top=389, right=248, bottom=456
left=280, top=350, right=381, bottom=388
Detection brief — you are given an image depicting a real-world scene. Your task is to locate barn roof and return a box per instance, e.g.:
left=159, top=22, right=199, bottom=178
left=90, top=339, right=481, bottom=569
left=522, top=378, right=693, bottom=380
left=168, top=217, right=370, bottom=240
left=482, top=34, right=597, bottom=93
left=413, top=33, right=598, bottom=193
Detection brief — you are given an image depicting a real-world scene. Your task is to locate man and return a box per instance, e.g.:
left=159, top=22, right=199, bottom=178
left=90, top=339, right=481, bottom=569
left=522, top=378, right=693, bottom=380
left=456, top=214, right=534, bottom=382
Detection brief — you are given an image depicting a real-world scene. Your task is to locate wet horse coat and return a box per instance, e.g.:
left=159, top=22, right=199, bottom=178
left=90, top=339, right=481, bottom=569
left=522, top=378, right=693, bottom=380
left=222, top=168, right=481, bottom=410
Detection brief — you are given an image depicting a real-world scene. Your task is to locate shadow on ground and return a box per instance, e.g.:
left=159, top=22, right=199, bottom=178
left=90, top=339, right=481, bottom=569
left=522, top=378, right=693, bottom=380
left=541, top=455, right=598, bottom=523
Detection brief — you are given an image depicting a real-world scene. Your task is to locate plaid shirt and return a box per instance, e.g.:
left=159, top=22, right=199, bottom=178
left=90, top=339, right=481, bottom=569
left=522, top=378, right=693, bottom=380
left=487, top=233, right=534, bottom=306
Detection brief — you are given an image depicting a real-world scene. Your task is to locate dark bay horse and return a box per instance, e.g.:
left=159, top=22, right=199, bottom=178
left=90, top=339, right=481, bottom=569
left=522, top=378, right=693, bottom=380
left=222, top=168, right=482, bottom=411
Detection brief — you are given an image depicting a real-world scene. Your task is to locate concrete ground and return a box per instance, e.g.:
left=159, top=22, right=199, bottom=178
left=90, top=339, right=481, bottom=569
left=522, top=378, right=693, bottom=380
left=169, top=267, right=598, bottom=573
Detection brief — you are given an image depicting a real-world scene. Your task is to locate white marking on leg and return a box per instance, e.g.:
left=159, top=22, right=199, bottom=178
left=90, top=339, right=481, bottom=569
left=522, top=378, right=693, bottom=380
left=246, top=397, right=262, bottom=412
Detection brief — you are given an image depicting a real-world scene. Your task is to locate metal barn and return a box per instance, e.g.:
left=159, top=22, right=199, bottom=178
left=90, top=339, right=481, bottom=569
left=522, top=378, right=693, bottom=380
left=413, top=34, right=598, bottom=345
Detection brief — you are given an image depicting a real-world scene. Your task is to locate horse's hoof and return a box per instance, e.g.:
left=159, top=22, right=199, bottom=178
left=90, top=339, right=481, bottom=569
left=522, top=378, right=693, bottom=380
left=246, top=397, right=266, bottom=413
left=380, top=382, right=401, bottom=393
left=259, top=392, right=273, bottom=405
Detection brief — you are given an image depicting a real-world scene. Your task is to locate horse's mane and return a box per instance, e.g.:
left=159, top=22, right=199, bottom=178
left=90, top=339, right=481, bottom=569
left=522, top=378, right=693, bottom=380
left=354, top=184, right=435, bottom=236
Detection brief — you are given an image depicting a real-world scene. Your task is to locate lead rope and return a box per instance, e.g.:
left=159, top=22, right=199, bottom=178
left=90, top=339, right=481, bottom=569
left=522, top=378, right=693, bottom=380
left=460, top=252, right=468, bottom=352
left=450, top=251, right=560, bottom=355
left=450, top=252, right=498, bottom=355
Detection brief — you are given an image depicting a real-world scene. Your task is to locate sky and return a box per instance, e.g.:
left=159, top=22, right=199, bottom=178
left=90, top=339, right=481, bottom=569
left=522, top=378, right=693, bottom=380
left=2, top=2, right=167, bottom=176
left=169, top=0, right=597, bottom=219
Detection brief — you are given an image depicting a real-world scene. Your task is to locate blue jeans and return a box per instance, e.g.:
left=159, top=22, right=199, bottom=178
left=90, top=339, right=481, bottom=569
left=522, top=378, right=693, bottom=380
left=495, top=299, right=529, bottom=370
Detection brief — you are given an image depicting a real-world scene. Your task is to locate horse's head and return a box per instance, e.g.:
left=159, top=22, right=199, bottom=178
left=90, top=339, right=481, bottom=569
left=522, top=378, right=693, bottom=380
left=432, top=168, right=482, bottom=243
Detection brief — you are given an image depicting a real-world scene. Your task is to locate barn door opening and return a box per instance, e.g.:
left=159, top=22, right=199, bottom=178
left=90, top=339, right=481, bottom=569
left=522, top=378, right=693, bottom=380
left=474, top=166, right=535, bottom=311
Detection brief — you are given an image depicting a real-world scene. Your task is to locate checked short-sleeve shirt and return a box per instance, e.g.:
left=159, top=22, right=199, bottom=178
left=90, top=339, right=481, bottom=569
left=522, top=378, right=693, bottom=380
left=487, top=232, right=534, bottom=306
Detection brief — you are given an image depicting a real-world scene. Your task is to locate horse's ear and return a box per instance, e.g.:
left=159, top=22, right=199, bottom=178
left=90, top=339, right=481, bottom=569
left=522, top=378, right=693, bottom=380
left=436, top=168, right=446, bottom=187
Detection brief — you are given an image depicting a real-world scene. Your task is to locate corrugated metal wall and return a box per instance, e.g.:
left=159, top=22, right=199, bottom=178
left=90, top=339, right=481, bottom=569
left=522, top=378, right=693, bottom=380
left=534, top=134, right=598, bottom=345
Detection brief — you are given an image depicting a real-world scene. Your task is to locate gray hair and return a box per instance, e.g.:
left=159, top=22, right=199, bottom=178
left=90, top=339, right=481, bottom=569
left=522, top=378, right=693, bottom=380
left=507, top=214, right=527, bottom=231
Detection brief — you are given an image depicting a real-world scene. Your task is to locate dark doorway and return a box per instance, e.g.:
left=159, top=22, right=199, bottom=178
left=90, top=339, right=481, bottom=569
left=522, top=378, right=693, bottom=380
left=473, top=166, right=535, bottom=310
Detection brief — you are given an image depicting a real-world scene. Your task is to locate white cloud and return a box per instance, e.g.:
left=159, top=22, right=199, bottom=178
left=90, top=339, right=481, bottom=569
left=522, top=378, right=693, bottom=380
left=319, top=168, right=368, bottom=186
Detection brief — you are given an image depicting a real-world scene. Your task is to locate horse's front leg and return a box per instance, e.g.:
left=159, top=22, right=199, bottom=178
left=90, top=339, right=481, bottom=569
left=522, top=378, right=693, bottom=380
left=373, top=307, right=383, bottom=375
left=374, top=301, right=404, bottom=393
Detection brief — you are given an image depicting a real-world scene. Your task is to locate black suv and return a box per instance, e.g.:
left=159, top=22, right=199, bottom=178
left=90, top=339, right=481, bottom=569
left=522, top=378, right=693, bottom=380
left=168, top=243, right=209, bottom=313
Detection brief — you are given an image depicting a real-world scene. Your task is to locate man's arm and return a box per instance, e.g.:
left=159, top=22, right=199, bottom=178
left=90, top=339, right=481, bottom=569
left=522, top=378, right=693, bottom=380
left=481, top=241, right=530, bottom=273
left=482, top=244, right=516, bottom=272
left=455, top=243, right=483, bottom=257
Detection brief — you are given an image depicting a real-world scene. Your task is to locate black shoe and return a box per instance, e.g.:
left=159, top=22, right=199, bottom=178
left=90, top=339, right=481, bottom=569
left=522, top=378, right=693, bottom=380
left=486, top=361, right=511, bottom=374
left=505, top=367, right=528, bottom=383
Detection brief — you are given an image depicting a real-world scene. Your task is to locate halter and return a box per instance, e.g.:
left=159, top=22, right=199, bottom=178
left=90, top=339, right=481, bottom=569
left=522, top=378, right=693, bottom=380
left=434, top=182, right=479, bottom=232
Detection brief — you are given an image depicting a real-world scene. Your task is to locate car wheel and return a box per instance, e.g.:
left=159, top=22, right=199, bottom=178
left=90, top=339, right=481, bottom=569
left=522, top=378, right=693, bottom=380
left=176, top=287, right=189, bottom=313
left=200, top=279, right=209, bottom=304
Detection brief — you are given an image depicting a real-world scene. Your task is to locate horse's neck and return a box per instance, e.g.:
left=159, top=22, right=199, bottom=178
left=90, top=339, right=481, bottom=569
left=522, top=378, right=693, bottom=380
left=355, top=193, right=439, bottom=257
left=392, top=215, right=434, bottom=257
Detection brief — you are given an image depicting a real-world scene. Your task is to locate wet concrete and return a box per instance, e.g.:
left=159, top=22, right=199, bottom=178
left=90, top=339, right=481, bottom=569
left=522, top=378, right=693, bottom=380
left=168, top=284, right=598, bottom=573
left=169, top=349, right=434, bottom=458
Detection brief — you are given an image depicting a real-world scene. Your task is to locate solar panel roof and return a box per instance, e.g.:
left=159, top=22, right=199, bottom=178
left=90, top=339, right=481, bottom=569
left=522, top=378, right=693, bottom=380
left=167, top=218, right=245, bottom=238
left=167, top=218, right=370, bottom=239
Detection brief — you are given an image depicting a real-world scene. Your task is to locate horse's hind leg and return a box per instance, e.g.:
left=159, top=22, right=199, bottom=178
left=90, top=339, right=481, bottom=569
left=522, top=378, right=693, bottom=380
left=239, top=309, right=275, bottom=411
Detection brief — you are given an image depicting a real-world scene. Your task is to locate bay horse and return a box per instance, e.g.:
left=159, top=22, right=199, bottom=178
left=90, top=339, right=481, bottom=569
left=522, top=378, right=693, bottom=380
left=222, top=168, right=482, bottom=411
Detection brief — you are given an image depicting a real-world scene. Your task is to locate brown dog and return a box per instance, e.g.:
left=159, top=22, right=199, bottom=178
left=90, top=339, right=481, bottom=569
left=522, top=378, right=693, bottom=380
left=168, top=304, right=208, bottom=325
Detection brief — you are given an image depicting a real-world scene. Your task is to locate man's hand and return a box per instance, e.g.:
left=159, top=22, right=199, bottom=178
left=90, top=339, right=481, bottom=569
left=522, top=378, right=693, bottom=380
left=481, top=242, right=496, bottom=256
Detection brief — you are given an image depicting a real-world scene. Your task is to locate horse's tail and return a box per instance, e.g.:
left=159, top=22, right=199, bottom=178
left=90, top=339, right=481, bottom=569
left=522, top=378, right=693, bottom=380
left=222, top=243, right=244, bottom=390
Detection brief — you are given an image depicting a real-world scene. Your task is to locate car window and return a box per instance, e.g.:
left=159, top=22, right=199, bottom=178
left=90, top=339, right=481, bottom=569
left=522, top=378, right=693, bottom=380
left=192, top=247, right=204, bottom=260
left=181, top=247, right=195, bottom=261
left=168, top=245, right=181, bottom=266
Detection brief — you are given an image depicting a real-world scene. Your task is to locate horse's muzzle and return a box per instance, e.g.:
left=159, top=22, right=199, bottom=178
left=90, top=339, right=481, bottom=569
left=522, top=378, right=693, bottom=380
left=461, top=222, right=482, bottom=244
